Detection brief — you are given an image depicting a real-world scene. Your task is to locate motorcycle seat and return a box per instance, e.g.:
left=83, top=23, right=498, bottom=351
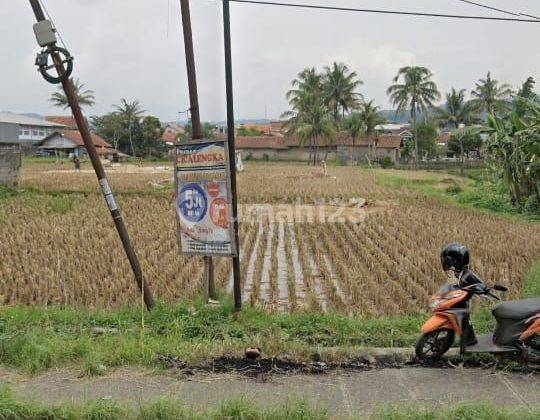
left=492, top=297, right=540, bottom=320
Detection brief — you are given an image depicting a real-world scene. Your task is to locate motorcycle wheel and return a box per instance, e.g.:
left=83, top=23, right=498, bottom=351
left=415, top=329, right=455, bottom=361
left=522, top=334, right=540, bottom=364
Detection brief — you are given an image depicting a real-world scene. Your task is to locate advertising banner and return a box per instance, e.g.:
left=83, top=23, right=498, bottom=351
left=175, top=140, right=237, bottom=256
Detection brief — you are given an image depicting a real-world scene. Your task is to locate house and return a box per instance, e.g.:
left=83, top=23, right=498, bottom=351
left=0, top=112, right=66, bottom=148
left=235, top=133, right=403, bottom=163
left=45, top=115, right=85, bottom=130
left=36, top=130, right=123, bottom=160
left=0, top=123, right=21, bottom=186
left=161, top=123, right=186, bottom=145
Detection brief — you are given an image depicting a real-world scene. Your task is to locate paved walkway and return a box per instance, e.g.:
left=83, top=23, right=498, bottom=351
left=1, top=367, right=538, bottom=416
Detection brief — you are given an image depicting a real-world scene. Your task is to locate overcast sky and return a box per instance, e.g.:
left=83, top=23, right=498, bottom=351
left=2, top=0, right=539, bottom=122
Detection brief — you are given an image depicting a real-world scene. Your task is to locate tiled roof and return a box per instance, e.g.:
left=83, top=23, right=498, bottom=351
left=53, top=130, right=112, bottom=148
left=235, top=136, right=288, bottom=149
left=45, top=115, right=83, bottom=130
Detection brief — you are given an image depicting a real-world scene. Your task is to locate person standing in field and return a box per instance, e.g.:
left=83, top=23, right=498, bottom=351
left=73, top=156, right=81, bottom=172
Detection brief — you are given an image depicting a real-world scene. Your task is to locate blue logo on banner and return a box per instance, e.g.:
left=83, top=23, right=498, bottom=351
left=179, top=183, right=207, bottom=222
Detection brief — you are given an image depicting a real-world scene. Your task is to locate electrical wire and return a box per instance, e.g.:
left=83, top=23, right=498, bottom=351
left=227, top=0, right=540, bottom=23
left=38, top=0, right=69, bottom=49
left=454, top=0, right=540, bottom=21
left=454, top=0, right=519, bottom=17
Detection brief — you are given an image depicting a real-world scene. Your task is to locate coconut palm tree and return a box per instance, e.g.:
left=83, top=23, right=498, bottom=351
left=387, top=66, right=440, bottom=168
left=470, top=72, right=513, bottom=117
left=323, top=62, right=362, bottom=123
left=113, top=99, right=145, bottom=157
left=343, top=112, right=363, bottom=165
left=49, top=78, right=95, bottom=109
left=358, top=100, right=385, bottom=161
left=434, top=88, right=479, bottom=129
left=295, top=102, right=335, bottom=165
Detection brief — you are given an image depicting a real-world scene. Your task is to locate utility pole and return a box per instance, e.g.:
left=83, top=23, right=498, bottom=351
left=28, top=0, right=154, bottom=310
left=179, top=0, right=216, bottom=301
left=223, top=0, right=242, bottom=312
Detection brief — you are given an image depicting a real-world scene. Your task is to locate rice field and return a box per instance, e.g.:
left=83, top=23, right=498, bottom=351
left=0, top=161, right=538, bottom=315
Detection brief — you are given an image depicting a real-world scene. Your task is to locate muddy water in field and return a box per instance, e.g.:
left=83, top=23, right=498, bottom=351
left=259, top=223, right=275, bottom=304
left=276, top=223, right=289, bottom=310
left=323, top=254, right=347, bottom=304
left=287, top=223, right=305, bottom=307
left=308, top=254, right=329, bottom=312
left=242, top=222, right=263, bottom=302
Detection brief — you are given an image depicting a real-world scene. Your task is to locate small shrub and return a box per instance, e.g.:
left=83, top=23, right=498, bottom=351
left=245, top=152, right=253, bottom=161
left=378, top=156, right=394, bottom=169
left=262, top=153, right=270, bottom=162
left=523, top=194, right=539, bottom=214
left=445, top=183, right=462, bottom=195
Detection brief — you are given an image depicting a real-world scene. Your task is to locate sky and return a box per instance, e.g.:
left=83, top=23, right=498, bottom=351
left=1, top=0, right=539, bottom=122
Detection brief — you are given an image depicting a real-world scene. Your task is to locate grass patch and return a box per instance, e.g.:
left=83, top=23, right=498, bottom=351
left=0, top=300, right=501, bottom=374
left=0, top=187, right=78, bottom=214
left=375, top=402, right=539, bottom=420
left=0, top=386, right=326, bottom=419
left=0, top=386, right=536, bottom=419
left=375, top=171, right=539, bottom=221
left=524, top=260, right=540, bottom=298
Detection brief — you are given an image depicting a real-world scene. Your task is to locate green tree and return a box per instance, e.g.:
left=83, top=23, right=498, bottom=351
left=486, top=111, right=538, bottom=209
left=415, top=120, right=440, bottom=160
left=515, top=76, right=537, bottom=117
left=140, top=116, right=165, bottom=157
left=358, top=100, right=385, bottom=161
left=237, top=125, right=263, bottom=136
left=113, top=99, right=145, bottom=156
left=90, top=112, right=124, bottom=150
left=387, top=66, right=440, bottom=168
left=434, top=88, right=479, bottom=129
left=343, top=112, right=363, bottom=165
left=322, top=62, right=362, bottom=123
left=470, top=72, right=513, bottom=117
left=49, top=78, right=95, bottom=109
left=448, top=127, right=483, bottom=176
left=284, top=68, right=333, bottom=165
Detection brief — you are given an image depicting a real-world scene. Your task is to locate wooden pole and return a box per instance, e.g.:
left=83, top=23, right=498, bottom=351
left=179, top=0, right=216, bottom=301
left=223, top=0, right=242, bottom=312
left=28, top=0, right=154, bottom=309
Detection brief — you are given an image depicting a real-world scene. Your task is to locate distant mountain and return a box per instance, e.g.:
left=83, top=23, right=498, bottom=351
left=1, top=111, right=45, bottom=121
left=379, top=109, right=408, bottom=123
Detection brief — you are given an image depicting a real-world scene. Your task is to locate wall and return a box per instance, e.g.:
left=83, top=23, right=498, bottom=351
left=240, top=147, right=337, bottom=162
left=337, top=146, right=398, bottom=164
left=0, top=144, right=22, bottom=187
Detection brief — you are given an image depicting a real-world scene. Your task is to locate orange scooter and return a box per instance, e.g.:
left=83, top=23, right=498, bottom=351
left=415, top=243, right=540, bottom=363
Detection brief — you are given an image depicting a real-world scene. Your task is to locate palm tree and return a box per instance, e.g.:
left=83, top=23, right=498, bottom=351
left=358, top=100, right=385, bottom=161
left=343, top=112, right=363, bottom=165
left=49, top=78, right=95, bottom=109
left=113, top=99, right=145, bottom=157
left=284, top=68, right=328, bottom=165
left=470, top=72, right=513, bottom=117
left=434, top=88, right=478, bottom=129
left=387, top=66, right=440, bottom=168
left=295, top=102, right=335, bottom=165
left=323, top=62, right=362, bottom=123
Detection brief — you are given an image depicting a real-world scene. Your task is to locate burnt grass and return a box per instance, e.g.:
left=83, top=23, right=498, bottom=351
left=157, top=353, right=539, bottom=377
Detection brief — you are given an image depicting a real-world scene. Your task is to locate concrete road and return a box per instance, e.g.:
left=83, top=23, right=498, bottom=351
left=1, top=367, right=538, bottom=416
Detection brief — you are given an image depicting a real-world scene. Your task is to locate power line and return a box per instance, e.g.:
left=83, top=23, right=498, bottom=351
left=227, top=0, right=540, bottom=23
left=454, top=0, right=519, bottom=17
left=454, top=0, right=540, bottom=21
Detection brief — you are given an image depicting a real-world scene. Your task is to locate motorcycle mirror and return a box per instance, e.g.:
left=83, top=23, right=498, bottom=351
left=493, top=284, right=508, bottom=292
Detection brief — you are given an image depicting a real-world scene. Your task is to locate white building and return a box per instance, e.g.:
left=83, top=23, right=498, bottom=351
left=0, top=112, right=65, bottom=147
